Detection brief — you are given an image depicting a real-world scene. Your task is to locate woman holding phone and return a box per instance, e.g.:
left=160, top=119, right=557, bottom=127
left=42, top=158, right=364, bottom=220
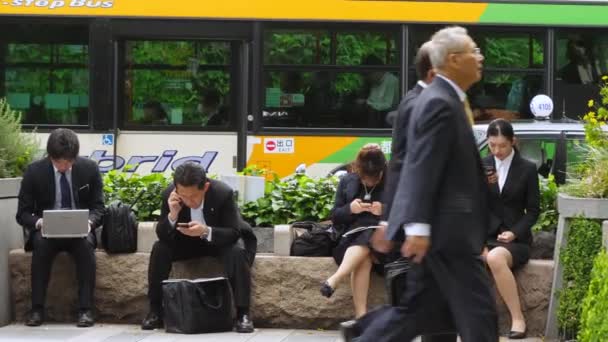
left=320, top=143, right=388, bottom=318
left=482, top=119, right=540, bottom=339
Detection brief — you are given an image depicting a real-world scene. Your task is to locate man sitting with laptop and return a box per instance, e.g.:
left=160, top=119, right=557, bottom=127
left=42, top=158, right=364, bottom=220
left=16, top=128, right=105, bottom=327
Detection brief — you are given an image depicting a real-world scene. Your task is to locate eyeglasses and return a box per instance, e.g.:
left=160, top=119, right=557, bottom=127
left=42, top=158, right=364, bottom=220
left=452, top=47, right=482, bottom=56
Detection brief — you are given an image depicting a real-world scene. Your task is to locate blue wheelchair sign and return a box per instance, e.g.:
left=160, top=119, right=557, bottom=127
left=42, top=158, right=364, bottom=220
left=102, top=134, right=114, bottom=146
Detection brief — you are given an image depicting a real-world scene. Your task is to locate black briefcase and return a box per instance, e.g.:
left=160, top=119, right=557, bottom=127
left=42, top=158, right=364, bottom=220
left=384, top=257, right=411, bottom=306
left=162, top=277, right=234, bottom=334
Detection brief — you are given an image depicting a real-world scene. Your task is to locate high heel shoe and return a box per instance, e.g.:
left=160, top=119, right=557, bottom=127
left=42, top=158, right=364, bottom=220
left=507, top=328, right=527, bottom=339
left=320, top=281, right=335, bottom=298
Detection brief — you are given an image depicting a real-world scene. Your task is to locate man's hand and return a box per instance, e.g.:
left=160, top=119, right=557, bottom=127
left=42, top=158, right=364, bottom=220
left=370, top=201, right=383, bottom=216
left=36, top=219, right=43, bottom=230
left=402, top=235, right=431, bottom=263
left=487, top=173, right=498, bottom=184
left=177, top=221, right=209, bottom=238
left=350, top=199, right=371, bottom=214
left=168, top=190, right=183, bottom=221
left=370, top=222, right=394, bottom=253
left=497, top=231, right=515, bottom=243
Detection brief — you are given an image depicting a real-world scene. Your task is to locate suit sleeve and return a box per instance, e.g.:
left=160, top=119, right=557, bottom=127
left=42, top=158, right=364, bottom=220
left=330, top=177, right=354, bottom=226
left=16, top=164, right=40, bottom=234
left=87, top=165, right=105, bottom=228
left=387, top=98, right=456, bottom=238
left=209, top=189, right=241, bottom=247
left=156, top=188, right=177, bottom=242
left=511, top=164, right=540, bottom=241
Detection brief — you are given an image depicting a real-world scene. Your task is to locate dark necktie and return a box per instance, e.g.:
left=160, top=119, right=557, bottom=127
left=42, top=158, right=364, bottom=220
left=60, top=172, right=72, bottom=209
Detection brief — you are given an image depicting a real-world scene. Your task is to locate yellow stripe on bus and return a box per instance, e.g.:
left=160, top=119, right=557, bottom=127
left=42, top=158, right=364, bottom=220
left=248, top=136, right=357, bottom=179
left=0, top=0, right=487, bottom=23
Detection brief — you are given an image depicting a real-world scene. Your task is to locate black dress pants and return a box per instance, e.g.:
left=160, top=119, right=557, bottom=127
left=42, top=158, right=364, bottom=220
left=147, top=238, right=253, bottom=313
left=357, top=253, right=498, bottom=342
left=31, top=231, right=96, bottom=310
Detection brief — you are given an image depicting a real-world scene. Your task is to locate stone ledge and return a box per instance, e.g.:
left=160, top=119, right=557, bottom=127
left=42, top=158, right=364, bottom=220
left=9, top=250, right=552, bottom=335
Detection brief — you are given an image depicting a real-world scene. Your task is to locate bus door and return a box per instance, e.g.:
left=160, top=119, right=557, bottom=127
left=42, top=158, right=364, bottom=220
left=104, top=20, right=251, bottom=176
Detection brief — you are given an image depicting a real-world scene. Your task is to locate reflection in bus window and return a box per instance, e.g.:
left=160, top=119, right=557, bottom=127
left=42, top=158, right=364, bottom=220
left=1, top=24, right=89, bottom=126
left=554, top=31, right=608, bottom=120
left=409, top=27, right=544, bottom=123
left=263, top=28, right=399, bottom=128
left=124, top=41, right=232, bottom=128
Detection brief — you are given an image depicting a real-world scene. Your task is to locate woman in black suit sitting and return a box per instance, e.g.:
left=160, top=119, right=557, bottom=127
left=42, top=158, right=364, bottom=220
left=482, top=119, right=540, bottom=339
left=320, top=143, right=387, bottom=318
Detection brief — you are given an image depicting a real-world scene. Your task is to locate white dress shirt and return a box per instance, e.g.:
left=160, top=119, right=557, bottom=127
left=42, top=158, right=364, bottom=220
left=168, top=200, right=212, bottom=241
left=402, top=74, right=468, bottom=238
left=494, top=148, right=515, bottom=193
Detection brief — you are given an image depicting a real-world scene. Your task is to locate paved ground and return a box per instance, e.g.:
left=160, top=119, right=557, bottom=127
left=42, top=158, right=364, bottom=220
left=0, top=324, right=545, bottom=342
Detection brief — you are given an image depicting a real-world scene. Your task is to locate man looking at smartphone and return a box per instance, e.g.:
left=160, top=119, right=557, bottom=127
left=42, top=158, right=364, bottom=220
left=142, top=162, right=256, bottom=333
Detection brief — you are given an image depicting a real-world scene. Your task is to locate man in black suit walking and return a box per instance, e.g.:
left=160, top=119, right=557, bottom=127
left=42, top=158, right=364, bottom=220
left=360, top=26, right=498, bottom=342
left=16, top=128, right=105, bottom=327
left=142, top=162, right=256, bottom=333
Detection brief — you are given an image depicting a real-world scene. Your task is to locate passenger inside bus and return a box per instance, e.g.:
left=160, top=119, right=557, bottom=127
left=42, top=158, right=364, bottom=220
left=355, top=55, right=399, bottom=128
left=140, top=101, right=169, bottom=125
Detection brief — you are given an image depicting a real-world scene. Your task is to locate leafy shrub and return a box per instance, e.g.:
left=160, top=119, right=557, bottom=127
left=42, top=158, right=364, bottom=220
left=578, top=250, right=608, bottom=342
left=103, top=170, right=171, bottom=221
left=558, top=217, right=603, bottom=338
left=241, top=174, right=338, bottom=227
left=0, top=98, right=38, bottom=178
left=533, top=175, right=558, bottom=233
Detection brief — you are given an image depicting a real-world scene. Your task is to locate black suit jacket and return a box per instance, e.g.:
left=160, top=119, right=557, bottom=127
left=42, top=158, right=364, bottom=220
left=16, top=157, right=105, bottom=251
left=483, top=152, right=540, bottom=245
left=331, top=173, right=384, bottom=234
left=383, top=83, right=424, bottom=222
left=156, top=179, right=242, bottom=248
left=387, top=77, right=489, bottom=256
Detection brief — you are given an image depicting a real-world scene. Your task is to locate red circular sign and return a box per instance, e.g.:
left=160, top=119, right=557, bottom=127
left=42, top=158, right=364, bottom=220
left=266, top=140, right=276, bottom=151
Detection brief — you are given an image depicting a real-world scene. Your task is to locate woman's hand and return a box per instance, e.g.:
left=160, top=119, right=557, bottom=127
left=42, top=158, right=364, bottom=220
left=497, top=231, right=516, bottom=243
left=350, top=198, right=369, bottom=214
left=370, top=201, right=383, bottom=216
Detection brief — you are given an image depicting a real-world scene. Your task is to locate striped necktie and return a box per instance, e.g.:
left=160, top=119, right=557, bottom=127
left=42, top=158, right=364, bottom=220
left=463, top=98, right=475, bottom=126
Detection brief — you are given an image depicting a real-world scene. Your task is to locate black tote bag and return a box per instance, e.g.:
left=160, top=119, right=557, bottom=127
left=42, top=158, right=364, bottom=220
left=162, top=277, right=234, bottom=334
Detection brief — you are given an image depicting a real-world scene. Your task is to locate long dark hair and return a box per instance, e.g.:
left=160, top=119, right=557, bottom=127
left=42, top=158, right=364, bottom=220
left=486, top=119, right=515, bottom=142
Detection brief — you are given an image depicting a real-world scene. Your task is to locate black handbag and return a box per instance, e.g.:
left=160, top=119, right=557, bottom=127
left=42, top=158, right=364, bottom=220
left=384, top=257, right=411, bottom=306
left=162, top=277, right=234, bottom=334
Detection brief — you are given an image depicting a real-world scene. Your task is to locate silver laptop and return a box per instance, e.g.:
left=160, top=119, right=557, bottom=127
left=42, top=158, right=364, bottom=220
left=42, top=209, right=90, bottom=238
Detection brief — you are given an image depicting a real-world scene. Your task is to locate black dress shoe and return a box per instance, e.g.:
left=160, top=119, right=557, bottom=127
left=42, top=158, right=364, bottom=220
left=340, top=320, right=359, bottom=342
left=507, top=329, right=527, bottom=339
left=25, top=309, right=44, bottom=327
left=141, top=311, right=163, bottom=330
left=235, top=314, right=254, bottom=333
left=320, top=281, right=335, bottom=298
left=77, top=310, right=95, bottom=327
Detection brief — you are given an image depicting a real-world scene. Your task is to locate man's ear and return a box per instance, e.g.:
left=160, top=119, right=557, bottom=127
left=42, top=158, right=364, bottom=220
left=202, top=181, right=211, bottom=194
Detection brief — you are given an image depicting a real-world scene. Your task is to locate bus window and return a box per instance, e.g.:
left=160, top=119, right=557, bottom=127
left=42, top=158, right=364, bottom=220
left=263, top=27, right=399, bottom=129
left=554, top=30, right=608, bottom=120
left=1, top=23, right=89, bottom=126
left=409, top=27, right=544, bottom=123
left=124, top=41, right=232, bottom=128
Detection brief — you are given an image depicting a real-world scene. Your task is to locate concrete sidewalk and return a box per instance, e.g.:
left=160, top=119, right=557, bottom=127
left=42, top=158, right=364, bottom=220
left=0, top=324, right=545, bottom=342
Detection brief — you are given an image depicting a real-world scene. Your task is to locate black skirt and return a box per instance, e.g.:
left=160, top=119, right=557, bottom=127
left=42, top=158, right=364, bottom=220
left=487, top=240, right=530, bottom=269
left=332, top=229, right=394, bottom=275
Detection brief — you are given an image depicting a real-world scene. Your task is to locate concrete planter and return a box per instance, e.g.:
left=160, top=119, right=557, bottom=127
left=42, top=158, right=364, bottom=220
left=545, top=193, right=608, bottom=339
left=0, top=177, right=22, bottom=326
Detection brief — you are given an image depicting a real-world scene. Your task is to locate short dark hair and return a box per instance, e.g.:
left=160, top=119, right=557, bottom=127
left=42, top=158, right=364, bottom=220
left=173, top=162, right=207, bottom=189
left=46, top=128, right=80, bottom=160
left=362, top=54, right=384, bottom=66
left=415, top=43, right=433, bottom=81
left=487, top=118, right=515, bottom=142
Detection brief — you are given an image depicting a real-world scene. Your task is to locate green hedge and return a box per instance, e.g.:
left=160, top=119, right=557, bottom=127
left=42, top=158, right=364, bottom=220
left=558, top=217, right=603, bottom=339
left=578, top=250, right=608, bottom=342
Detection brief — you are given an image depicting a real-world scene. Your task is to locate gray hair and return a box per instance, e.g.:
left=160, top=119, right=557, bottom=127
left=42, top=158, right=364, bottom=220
left=429, top=26, right=471, bottom=69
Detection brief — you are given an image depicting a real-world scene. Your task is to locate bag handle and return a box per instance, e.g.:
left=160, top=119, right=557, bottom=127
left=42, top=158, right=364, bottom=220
left=194, top=285, right=223, bottom=310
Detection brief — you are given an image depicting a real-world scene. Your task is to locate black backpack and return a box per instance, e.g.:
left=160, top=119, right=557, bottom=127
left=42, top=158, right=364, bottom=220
left=102, top=192, right=143, bottom=253
left=290, top=221, right=338, bottom=257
